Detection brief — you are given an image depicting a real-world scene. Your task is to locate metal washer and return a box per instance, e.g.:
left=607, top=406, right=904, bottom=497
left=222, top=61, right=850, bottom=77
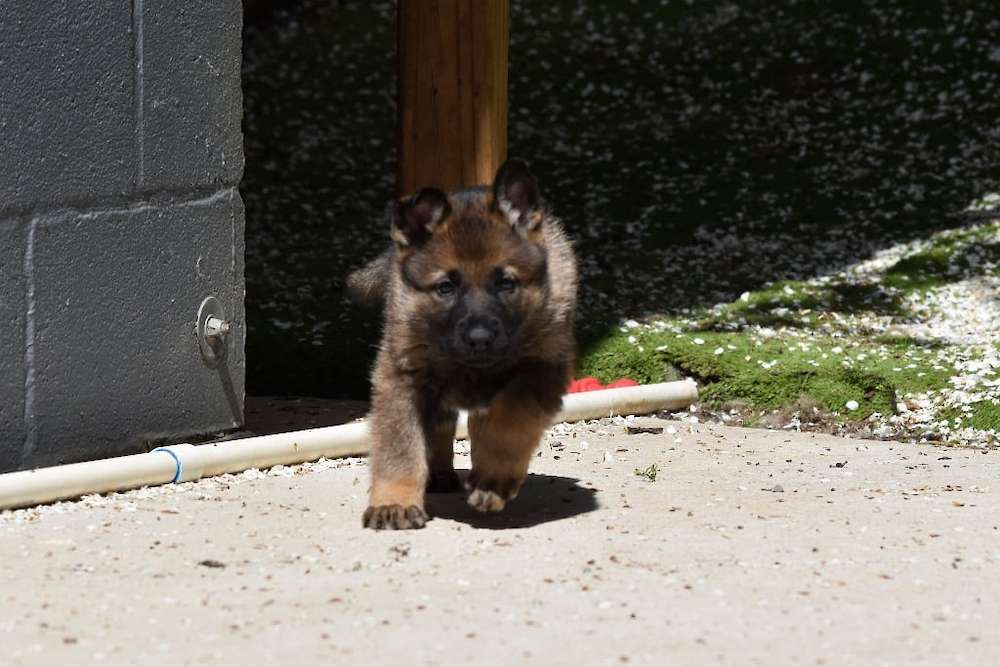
left=196, top=296, right=228, bottom=369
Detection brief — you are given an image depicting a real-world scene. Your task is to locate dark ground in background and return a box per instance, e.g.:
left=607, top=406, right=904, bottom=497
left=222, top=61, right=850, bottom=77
left=241, top=0, right=1000, bottom=400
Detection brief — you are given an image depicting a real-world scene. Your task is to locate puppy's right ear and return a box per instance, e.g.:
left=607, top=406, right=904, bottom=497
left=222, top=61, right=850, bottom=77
left=390, top=188, right=451, bottom=248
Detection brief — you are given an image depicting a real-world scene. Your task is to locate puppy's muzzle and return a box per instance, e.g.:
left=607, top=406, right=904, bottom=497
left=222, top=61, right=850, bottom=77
left=457, top=316, right=509, bottom=361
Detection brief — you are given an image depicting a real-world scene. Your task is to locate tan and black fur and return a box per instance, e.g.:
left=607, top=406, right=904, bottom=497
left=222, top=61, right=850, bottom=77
left=347, top=159, right=577, bottom=530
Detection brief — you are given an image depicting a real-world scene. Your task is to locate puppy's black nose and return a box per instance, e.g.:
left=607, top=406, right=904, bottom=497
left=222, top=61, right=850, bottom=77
left=463, top=322, right=497, bottom=352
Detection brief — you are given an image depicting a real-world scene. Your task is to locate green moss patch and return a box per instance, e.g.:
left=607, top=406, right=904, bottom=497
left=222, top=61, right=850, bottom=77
left=580, top=326, right=953, bottom=421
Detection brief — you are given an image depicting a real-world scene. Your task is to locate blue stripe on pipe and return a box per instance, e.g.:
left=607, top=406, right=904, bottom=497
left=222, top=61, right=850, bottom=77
left=152, top=447, right=183, bottom=484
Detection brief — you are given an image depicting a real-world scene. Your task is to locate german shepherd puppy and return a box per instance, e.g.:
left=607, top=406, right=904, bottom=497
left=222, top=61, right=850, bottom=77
left=347, top=159, right=577, bottom=530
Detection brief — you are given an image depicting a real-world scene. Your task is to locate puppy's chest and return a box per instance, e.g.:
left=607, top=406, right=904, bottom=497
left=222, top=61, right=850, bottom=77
left=435, top=368, right=512, bottom=410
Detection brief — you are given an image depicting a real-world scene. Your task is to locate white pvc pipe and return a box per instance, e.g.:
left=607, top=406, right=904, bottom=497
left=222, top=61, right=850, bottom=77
left=0, top=380, right=697, bottom=511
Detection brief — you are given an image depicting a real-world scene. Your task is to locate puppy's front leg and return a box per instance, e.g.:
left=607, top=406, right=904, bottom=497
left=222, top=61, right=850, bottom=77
left=466, top=362, right=566, bottom=512
left=364, top=371, right=433, bottom=530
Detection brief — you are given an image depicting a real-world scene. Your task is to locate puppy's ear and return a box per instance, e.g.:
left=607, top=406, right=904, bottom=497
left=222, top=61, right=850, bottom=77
left=493, top=159, right=543, bottom=233
left=390, top=188, right=451, bottom=248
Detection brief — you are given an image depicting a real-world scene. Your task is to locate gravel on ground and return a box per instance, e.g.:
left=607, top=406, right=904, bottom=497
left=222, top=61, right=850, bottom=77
left=4, top=417, right=998, bottom=666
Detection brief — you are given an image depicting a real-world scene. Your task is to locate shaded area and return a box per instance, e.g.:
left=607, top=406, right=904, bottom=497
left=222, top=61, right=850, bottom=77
left=425, top=472, right=599, bottom=529
left=242, top=1, right=396, bottom=399
left=241, top=0, right=1000, bottom=399
left=243, top=396, right=369, bottom=435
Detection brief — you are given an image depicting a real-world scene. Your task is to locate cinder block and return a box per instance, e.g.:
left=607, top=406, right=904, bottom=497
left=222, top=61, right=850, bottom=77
left=0, top=3, right=135, bottom=216
left=23, top=190, right=245, bottom=469
left=142, top=0, right=244, bottom=193
left=0, top=220, right=26, bottom=473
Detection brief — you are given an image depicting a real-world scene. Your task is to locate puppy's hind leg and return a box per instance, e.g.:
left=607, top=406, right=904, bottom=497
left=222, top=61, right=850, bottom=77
left=425, top=408, right=461, bottom=493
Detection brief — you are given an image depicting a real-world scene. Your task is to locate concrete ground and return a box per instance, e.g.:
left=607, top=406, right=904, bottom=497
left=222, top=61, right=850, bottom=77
left=2, top=416, right=998, bottom=666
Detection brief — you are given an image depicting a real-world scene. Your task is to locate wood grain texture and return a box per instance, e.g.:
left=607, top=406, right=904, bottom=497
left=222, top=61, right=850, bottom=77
left=397, top=0, right=510, bottom=196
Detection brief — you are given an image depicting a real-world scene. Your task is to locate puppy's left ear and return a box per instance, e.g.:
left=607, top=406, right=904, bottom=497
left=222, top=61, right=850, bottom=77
left=493, top=159, right=543, bottom=233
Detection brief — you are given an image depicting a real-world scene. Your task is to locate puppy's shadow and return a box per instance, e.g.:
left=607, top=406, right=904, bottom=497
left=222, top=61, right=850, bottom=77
left=426, top=472, right=599, bottom=529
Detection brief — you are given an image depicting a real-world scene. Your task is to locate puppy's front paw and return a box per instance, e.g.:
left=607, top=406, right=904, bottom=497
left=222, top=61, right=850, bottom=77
left=362, top=504, right=428, bottom=530
left=467, top=488, right=508, bottom=512
left=465, top=470, right=523, bottom=513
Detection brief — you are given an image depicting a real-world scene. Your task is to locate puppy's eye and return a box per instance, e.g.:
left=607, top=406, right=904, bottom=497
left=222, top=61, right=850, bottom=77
left=498, top=276, right=518, bottom=293
left=434, top=280, right=456, bottom=297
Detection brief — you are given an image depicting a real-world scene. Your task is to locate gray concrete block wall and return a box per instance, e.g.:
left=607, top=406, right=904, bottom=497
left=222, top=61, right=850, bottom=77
left=0, top=1, right=245, bottom=472
left=142, top=0, right=244, bottom=193
left=0, top=3, right=135, bottom=215
left=0, top=223, right=27, bottom=460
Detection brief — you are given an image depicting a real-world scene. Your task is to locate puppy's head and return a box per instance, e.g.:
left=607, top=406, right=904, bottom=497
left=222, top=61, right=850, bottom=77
left=389, top=159, right=552, bottom=369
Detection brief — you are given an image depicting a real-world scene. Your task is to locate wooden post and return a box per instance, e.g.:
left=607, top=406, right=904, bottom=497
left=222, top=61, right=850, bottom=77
left=396, top=0, right=510, bottom=196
